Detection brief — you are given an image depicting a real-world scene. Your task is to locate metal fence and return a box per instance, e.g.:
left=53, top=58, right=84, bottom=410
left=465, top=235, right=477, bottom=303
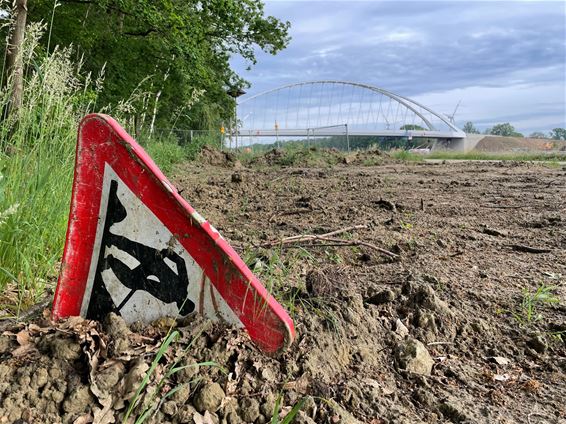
left=149, top=128, right=430, bottom=153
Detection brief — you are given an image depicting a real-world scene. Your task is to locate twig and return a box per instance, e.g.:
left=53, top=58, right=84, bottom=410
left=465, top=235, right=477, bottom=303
left=481, top=204, right=523, bottom=209
left=267, top=224, right=367, bottom=244
left=509, top=244, right=552, bottom=254
left=427, top=341, right=453, bottom=346
left=263, top=225, right=399, bottom=258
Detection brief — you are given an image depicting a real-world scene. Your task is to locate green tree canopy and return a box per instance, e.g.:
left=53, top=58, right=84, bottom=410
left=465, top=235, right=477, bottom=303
left=490, top=123, right=523, bottom=137
left=25, top=0, right=290, bottom=130
left=528, top=131, right=547, bottom=139
left=549, top=128, right=566, bottom=140
left=400, top=124, right=426, bottom=131
left=462, top=121, right=479, bottom=134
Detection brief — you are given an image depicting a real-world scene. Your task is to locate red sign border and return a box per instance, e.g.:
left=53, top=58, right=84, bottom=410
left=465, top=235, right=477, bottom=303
left=52, top=114, right=295, bottom=354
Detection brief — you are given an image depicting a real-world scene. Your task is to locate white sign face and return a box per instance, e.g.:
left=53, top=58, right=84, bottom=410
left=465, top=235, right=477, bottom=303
left=80, top=164, right=242, bottom=327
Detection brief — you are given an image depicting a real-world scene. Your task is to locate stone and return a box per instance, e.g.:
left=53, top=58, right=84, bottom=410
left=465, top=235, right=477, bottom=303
left=396, top=338, right=434, bottom=376
left=193, top=382, right=225, bottom=413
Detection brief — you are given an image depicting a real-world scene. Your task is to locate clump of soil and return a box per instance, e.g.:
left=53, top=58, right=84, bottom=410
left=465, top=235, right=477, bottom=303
left=198, top=145, right=241, bottom=168
left=244, top=147, right=345, bottom=168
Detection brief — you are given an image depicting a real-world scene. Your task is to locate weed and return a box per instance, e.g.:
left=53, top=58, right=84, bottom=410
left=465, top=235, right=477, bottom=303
left=271, top=394, right=305, bottom=424
left=511, top=283, right=560, bottom=326
left=399, top=220, right=413, bottom=230
left=125, top=327, right=222, bottom=423
left=390, top=150, right=425, bottom=162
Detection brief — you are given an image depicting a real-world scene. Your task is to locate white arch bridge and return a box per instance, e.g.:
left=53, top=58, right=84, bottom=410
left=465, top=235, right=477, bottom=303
left=235, top=81, right=467, bottom=149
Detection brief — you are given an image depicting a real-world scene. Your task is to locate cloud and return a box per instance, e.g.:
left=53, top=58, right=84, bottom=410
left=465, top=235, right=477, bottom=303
left=232, top=1, right=565, bottom=133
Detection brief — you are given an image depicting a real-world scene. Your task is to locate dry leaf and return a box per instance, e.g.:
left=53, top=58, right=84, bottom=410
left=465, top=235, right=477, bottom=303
left=193, top=411, right=215, bottom=424
left=16, top=329, right=30, bottom=346
left=92, top=396, right=115, bottom=424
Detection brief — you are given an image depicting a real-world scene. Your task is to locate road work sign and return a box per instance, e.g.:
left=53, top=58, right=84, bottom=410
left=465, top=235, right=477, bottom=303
left=52, top=114, right=295, bottom=353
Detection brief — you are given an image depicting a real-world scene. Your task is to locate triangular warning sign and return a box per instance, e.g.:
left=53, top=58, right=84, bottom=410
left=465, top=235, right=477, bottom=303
left=52, top=114, right=295, bottom=354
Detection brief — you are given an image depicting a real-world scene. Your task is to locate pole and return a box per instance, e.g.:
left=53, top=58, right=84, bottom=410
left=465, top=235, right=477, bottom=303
left=345, top=123, right=350, bottom=152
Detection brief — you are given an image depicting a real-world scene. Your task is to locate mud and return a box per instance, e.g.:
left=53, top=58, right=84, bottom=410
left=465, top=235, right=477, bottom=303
left=1, top=154, right=565, bottom=423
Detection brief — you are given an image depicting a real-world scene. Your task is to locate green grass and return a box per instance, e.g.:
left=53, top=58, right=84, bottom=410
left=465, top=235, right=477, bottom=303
left=511, top=283, right=560, bottom=326
left=0, top=39, right=94, bottom=313
left=389, top=149, right=425, bottom=162
left=0, top=27, right=219, bottom=313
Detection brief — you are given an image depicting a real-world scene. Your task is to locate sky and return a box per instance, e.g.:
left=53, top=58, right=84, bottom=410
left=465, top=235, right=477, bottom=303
left=231, top=0, right=566, bottom=134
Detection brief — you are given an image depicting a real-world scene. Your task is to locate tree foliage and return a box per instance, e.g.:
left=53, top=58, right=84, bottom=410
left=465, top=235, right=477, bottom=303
left=489, top=123, right=523, bottom=137
left=549, top=128, right=566, bottom=141
left=400, top=124, right=426, bottom=131
left=528, top=131, right=546, bottom=139
left=462, top=121, right=479, bottom=134
left=24, top=0, right=290, bottom=130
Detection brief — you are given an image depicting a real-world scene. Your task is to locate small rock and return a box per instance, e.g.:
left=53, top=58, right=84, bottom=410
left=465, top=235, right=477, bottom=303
left=488, top=356, right=510, bottom=366
left=239, top=398, right=260, bottom=422
left=396, top=338, right=434, bottom=376
left=436, top=239, right=448, bottom=248
left=193, top=382, right=225, bottom=412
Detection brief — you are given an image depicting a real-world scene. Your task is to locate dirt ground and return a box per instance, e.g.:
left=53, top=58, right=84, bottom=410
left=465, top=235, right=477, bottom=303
left=474, top=136, right=566, bottom=152
left=1, top=151, right=565, bottom=423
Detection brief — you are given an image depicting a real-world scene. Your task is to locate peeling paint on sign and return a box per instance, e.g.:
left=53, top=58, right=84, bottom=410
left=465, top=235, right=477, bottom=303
left=52, top=114, right=295, bottom=354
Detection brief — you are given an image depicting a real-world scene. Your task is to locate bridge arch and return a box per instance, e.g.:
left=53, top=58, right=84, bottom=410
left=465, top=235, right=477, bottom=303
left=236, top=80, right=465, bottom=139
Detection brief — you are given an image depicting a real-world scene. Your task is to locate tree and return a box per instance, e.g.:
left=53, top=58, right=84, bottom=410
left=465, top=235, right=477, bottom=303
left=549, top=128, right=566, bottom=140
left=462, top=121, right=479, bottom=134
left=4, top=0, right=28, bottom=116
left=490, top=123, right=523, bottom=137
left=25, top=0, right=290, bottom=130
left=400, top=124, right=426, bottom=131
left=529, top=131, right=547, bottom=139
